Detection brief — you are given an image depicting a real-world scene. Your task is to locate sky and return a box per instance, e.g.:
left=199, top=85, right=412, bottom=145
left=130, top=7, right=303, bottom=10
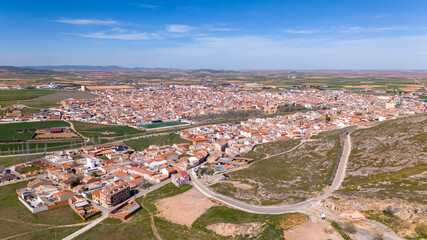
left=0, top=0, right=426, bottom=69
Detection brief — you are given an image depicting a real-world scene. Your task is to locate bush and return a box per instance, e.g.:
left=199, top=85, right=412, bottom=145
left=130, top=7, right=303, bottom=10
left=343, top=221, right=357, bottom=234
left=415, top=223, right=427, bottom=238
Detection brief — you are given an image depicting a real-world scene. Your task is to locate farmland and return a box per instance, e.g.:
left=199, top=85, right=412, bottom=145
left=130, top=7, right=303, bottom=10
left=22, top=91, right=97, bottom=108
left=0, top=120, right=70, bottom=141
left=0, top=89, right=57, bottom=107
left=139, top=121, right=189, bottom=129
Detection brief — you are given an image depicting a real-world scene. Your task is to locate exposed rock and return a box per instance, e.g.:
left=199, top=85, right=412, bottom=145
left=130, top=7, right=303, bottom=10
left=206, top=222, right=265, bottom=238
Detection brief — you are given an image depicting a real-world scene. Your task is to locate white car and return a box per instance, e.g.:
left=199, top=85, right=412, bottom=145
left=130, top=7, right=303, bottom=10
left=320, top=211, right=326, bottom=219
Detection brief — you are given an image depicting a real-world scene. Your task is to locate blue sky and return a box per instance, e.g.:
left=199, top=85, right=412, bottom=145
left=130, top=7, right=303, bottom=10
left=0, top=0, right=426, bottom=69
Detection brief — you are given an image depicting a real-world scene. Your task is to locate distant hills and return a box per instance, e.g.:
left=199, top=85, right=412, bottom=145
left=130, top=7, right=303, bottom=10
left=0, top=66, right=57, bottom=74
left=22, top=65, right=182, bottom=71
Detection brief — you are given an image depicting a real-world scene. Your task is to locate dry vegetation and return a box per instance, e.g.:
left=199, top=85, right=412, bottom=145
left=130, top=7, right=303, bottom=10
left=211, top=129, right=344, bottom=205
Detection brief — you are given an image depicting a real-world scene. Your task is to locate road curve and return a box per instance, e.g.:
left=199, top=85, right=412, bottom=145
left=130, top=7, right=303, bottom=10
left=190, top=129, right=354, bottom=214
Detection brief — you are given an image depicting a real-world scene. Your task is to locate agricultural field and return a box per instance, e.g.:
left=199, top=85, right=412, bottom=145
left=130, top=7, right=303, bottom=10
left=22, top=91, right=97, bottom=108
left=0, top=141, right=83, bottom=155
left=0, top=89, right=57, bottom=107
left=0, top=154, right=46, bottom=167
left=0, top=181, right=83, bottom=240
left=0, top=120, right=70, bottom=141
left=71, top=121, right=142, bottom=137
left=139, top=121, right=189, bottom=129
left=210, top=129, right=344, bottom=205
left=125, top=133, right=192, bottom=151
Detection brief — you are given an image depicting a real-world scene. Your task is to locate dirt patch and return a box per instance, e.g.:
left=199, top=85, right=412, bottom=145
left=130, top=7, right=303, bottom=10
left=155, top=187, right=216, bottom=226
left=87, top=85, right=134, bottom=90
left=226, top=180, right=255, bottom=190
left=284, top=216, right=343, bottom=240
left=34, top=132, right=79, bottom=139
left=278, top=212, right=308, bottom=229
left=207, top=222, right=265, bottom=238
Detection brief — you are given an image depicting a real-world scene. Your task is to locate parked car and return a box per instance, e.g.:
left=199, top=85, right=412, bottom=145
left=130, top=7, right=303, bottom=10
left=320, top=211, right=326, bottom=219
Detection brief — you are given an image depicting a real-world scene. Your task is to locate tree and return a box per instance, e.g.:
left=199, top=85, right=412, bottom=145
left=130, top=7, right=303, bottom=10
left=91, top=172, right=98, bottom=177
left=70, top=179, right=81, bottom=188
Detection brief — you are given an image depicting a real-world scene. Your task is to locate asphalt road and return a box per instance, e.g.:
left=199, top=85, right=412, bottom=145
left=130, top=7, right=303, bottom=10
left=190, top=129, right=355, bottom=214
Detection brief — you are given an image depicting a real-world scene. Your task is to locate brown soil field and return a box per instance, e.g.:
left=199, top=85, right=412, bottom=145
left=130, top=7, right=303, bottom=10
left=155, top=187, right=217, bottom=226
left=346, top=85, right=386, bottom=88
left=399, top=85, right=423, bottom=91
left=87, top=85, right=135, bottom=90
left=34, top=132, right=79, bottom=139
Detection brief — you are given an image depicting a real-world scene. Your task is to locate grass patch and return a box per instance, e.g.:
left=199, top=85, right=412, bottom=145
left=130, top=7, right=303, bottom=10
left=330, top=221, right=351, bottom=240
left=125, top=133, right=192, bottom=151
left=0, top=120, right=70, bottom=141
left=362, top=210, right=410, bottom=236
left=140, top=121, right=189, bottom=129
left=193, top=206, right=307, bottom=239
left=0, top=154, right=46, bottom=167
left=0, top=141, right=84, bottom=156
left=0, top=181, right=82, bottom=239
left=141, top=183, right=192, bottom=212
left=71, top=121, right=142, bottom=137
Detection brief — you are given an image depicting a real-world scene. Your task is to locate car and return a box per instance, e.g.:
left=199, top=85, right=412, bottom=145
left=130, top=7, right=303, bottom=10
left=320, top=211, right=326, bottom=219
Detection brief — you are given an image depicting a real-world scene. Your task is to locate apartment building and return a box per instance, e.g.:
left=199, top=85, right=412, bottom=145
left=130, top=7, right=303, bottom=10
left=99, top=182, right=131, bottom=208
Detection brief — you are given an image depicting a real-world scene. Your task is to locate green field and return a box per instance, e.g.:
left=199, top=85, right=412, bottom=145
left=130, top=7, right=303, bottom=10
left=139, top=121, right=189, bottom=129
left=0, top=154, right=46, bottom=167
left=125, top=133, right=192, bottom=151
left=71, top=121, right=143, bottom=137
left=211, top=129, right=345, bottom=205
left=0, top=89, right=57, bottom=107
left=0, top=141, right=83, bottom=156
left=0, top=181, right=83, bottom=239
left=0, top=121, right=70, bottom=141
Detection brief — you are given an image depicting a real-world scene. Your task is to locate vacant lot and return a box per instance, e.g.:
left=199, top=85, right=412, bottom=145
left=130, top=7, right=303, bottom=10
left=156, top=187, right=216, bottom=226
left=23, top=91, right=97, bottom=108
left=211, top=130, right=344, bottom=205
left=125, top=133, right=191, bottom=151
left=71, top=121, right=142, bottom=137
left=0, top=120, right=70, bottom=141
left=0, top=181, right=83, bottom=239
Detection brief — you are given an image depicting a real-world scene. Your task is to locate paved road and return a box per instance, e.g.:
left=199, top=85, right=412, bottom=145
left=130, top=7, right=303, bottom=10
left=62, top=179, right=172, bottom=240
left=190, top=129, right=355, bottom=214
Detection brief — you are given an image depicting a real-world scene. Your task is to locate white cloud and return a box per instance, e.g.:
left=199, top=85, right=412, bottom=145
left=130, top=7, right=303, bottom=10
left=166, top=24, right=193, bottom=33
left=131, top=3, right=157, bottom=8
left=80, top=31, right=153, bottom=40
left=153, top=34, right=427, bottom=69
left=208, top=28, right=239, bottom=32
left=55, top=18, right=118, bottom=25
left=339, top=26, right=407, bottom=33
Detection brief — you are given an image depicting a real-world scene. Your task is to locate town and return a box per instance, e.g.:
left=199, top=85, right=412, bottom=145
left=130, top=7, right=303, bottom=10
left=1, top=84, right=425, bottom=230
